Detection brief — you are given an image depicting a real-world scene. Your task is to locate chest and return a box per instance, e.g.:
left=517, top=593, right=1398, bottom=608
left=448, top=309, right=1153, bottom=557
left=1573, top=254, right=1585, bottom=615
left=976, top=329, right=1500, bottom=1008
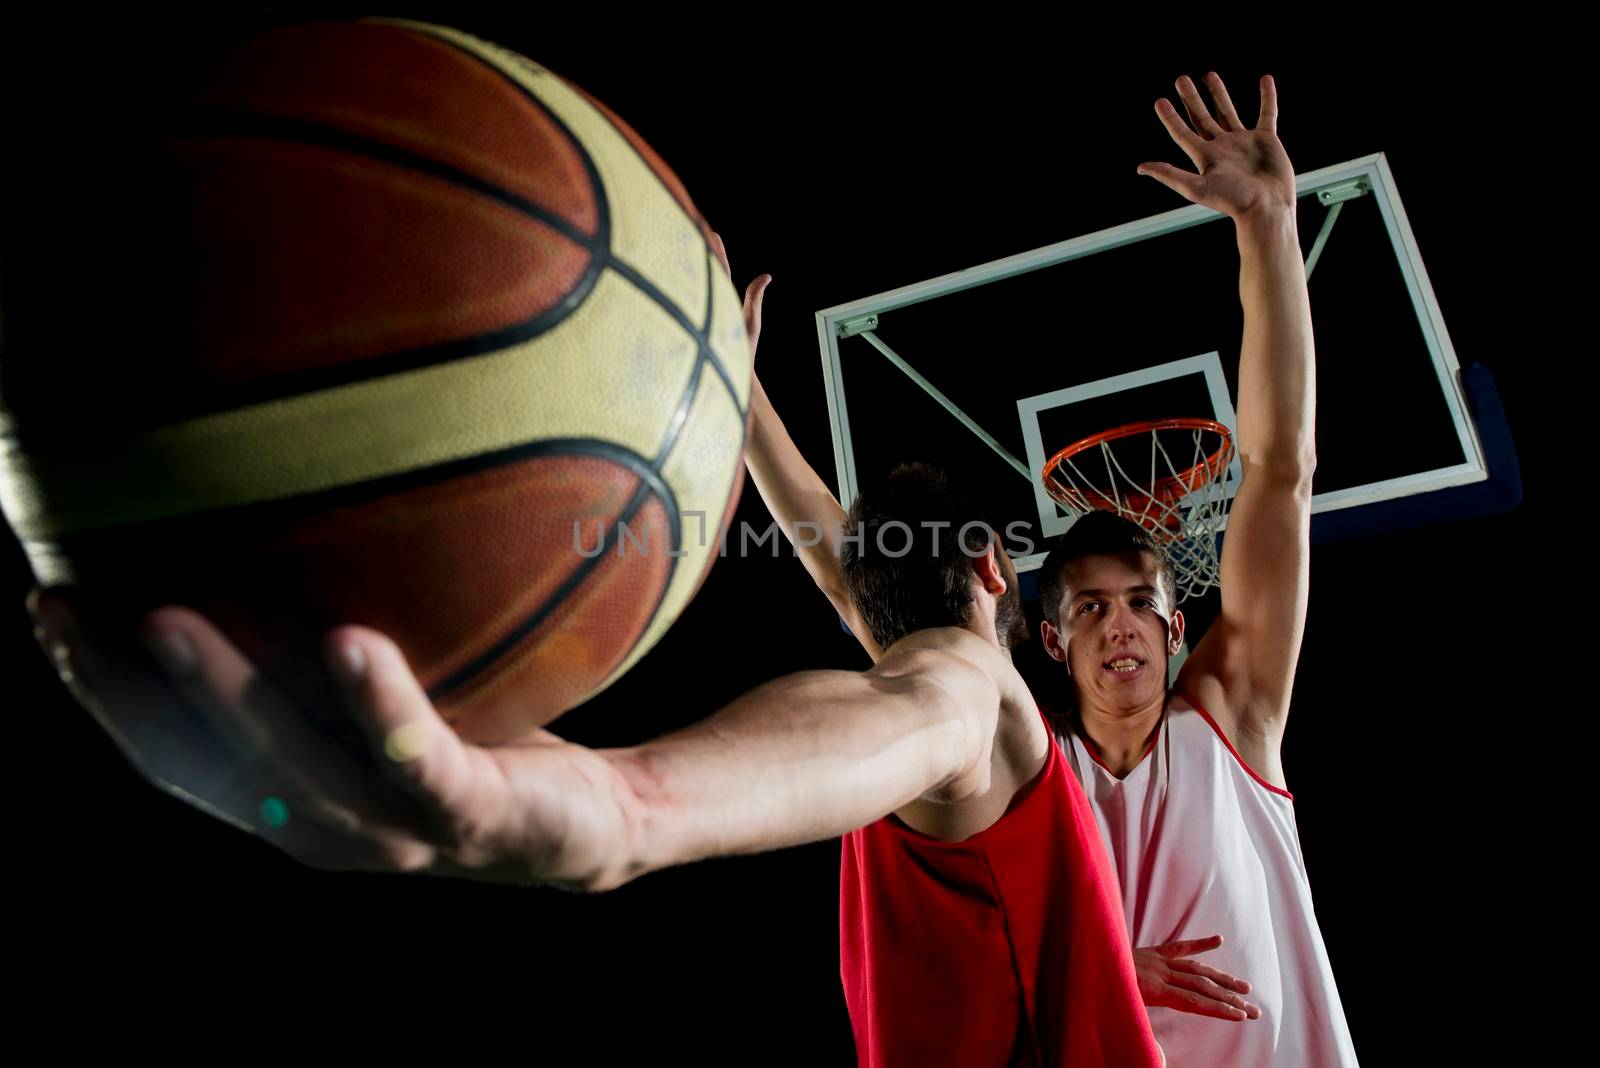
left=1065, top=717, right=1300, bottom=947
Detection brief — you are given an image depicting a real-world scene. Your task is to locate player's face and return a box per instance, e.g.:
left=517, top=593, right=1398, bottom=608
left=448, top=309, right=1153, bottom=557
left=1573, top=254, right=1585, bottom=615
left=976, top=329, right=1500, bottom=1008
left=1057, top=551, right=1173, bottom=711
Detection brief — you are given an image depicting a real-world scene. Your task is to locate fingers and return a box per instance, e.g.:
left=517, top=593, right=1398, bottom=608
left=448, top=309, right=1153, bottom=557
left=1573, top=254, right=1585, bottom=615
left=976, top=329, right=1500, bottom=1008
left=139, top=607, right=417, bottom=844
left=1164, top=984, right=1257, bottom=1021
left=253, top=801, right=434, bottom=874
left=36, top=590, right=448, bottom=873
left=323, top=626, right=487, bottom=830
left=1258, top=74, right=1278, bottom=132
left=32, top=588, right=148, bottom=765
left=30, top=591, right=429, bottom=868
left=31, top=589, right=261, bottom=831
left=1174, top=74, right=1225, bottom=138
left=710, top=229, right=770, bottom=358
left=743, top=274, right=771, bottom=354
left=1203, top=71, right=1244, bottom=130
left=709, top=231, right=732, bottom=277
left=1136, top=161, right=1206, bottom=202
left=1164, top=971, right=1262, bottom=1020
left=1148, top=72, right=1267, bottom=184
left=1153, top=933, right=1224, bottom=958
left=1168, top=956, right=1252, bottom=994
left=1152, top=97, right=1205, bottom=162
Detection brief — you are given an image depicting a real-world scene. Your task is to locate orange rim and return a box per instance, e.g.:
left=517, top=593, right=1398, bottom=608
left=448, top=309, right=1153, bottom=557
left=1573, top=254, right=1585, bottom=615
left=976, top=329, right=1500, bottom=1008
left=1041, top=418, right=1233, bottom=510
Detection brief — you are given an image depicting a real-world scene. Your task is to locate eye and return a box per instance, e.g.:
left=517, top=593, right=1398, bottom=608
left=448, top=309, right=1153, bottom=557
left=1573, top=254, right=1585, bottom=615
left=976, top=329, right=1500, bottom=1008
left=1078, top=602, right=1101, bottom=616
left=1134, top=597, right=1155, bottom=609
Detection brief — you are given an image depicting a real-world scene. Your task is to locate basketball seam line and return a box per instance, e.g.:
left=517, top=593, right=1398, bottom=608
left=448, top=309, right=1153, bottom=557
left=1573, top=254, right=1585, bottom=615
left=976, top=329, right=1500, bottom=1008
left=402, top=23, right=746, bottom=422
left=402, top=24, right=750, bottom=701
left=440, top=245, right=739, bottom=703
left=104, top=105, right=613, bottom=426
left=137, top=109, right=745, bottom=435
left=154, top=94, right=709, bottom=707
left=426, top=446, right=680, bottom=703
left=175, top=107, right=608, bottom=258
left=521, top=53, right=746, bottom=425
left=35, top=435, right=674, bottom=540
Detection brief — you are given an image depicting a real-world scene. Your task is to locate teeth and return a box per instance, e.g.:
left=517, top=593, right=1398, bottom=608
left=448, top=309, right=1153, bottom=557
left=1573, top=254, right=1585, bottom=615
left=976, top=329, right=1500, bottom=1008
left=1107, top=659, right=1140, bottom=672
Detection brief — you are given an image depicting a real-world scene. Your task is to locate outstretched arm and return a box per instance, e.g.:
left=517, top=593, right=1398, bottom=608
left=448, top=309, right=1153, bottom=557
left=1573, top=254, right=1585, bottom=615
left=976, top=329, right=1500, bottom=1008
left=710, top=234, right=883, bottom=661
left=1142, top=74, right=1313, bottom=784
left=32, top=594, right=1008, bottom=890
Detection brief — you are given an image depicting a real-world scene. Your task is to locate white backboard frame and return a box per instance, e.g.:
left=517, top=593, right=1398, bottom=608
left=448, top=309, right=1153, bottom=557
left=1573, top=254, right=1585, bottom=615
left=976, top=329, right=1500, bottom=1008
left=815, top=153, right=1487, bottom=572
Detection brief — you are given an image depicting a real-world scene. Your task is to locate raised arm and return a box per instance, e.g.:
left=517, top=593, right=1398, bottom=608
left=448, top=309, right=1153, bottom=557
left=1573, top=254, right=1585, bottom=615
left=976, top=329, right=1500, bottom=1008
left=31, top=593, right=1010, bottom=890
left=709, top=234, right=883, bottom=661
left=1140, top=75, right=1313, bottom=782
left=747, top=377, right=883, bottom=661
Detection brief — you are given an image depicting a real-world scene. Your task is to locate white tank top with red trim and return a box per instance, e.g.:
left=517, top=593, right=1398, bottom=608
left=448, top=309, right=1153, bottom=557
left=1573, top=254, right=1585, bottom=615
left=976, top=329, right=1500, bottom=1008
left=1060, top=694, right=1358, bottom=1067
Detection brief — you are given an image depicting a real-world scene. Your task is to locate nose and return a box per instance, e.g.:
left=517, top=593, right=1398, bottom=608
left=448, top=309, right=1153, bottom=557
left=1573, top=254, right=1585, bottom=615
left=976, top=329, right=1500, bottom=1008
left=1103, top=602, right=1142, bottom=646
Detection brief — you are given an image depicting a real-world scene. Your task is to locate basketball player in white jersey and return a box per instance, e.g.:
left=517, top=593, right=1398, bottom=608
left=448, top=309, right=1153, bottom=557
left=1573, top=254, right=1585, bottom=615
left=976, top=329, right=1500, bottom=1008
left=1032, top=71, right=1355, bottom=1064
left=738, top=71, right=1358, bottom=1063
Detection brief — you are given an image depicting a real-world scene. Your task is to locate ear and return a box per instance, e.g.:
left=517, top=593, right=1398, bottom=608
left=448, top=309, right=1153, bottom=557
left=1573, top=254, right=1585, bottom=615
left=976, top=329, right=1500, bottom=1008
left=971, top=543, right=1008, bottom=597
left=1166, top=608, right=1186, bottom=655
left=1040, top=618, right=1069, bottom=664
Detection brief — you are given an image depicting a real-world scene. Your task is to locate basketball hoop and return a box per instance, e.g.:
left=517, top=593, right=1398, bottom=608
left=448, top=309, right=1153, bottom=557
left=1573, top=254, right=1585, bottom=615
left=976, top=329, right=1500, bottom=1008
left=1041, top=418, right=1235, bottom=601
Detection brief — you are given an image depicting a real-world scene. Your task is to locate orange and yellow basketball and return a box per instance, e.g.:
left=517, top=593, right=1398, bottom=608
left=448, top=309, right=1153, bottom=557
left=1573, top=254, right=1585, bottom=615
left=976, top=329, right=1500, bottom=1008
left=0, top=19, right=750, bottom=740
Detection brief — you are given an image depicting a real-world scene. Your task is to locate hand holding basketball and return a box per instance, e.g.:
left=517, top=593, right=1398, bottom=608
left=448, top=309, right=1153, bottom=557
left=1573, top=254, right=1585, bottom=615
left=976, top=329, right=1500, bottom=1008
left=31, top=592, right=638, bottom=889
left=1137, top=73, right=1295, bottom=222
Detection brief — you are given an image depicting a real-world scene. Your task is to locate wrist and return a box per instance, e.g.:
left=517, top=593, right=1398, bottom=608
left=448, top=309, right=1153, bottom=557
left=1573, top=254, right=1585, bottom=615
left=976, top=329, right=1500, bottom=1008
left=1235, top=205, right=1298, bottom=248
left=571, top=746, right=659, bottom=891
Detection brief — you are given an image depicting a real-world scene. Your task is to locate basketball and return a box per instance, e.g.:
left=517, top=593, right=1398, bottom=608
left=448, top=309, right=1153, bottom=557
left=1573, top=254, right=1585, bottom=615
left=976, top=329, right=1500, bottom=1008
left=0, top=19, right=751, bottom=741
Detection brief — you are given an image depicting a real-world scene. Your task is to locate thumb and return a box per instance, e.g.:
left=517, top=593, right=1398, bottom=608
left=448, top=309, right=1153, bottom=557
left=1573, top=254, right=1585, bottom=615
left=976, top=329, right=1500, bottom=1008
left=743, top=274, right=771, bottom=349
left=1137, top=161, right=1206, bottom=203
left=1155, top=933, right=1224, bottom=958
left=710, top=231, right=732, bottom=277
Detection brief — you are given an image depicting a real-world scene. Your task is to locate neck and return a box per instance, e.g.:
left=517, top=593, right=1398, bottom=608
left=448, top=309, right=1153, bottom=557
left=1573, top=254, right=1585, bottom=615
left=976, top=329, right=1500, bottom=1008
left=1074, top=694, right=1166, bottom=776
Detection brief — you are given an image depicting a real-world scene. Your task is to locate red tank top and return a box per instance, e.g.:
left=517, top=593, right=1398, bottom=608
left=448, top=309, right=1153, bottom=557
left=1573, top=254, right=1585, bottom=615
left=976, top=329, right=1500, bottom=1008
left=839, top=721, right=1161, bottom=1066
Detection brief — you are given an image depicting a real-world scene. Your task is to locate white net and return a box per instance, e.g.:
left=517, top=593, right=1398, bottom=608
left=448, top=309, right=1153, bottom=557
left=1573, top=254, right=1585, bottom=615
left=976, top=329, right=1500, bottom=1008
left=1042, top=421, right=1236, bottom=602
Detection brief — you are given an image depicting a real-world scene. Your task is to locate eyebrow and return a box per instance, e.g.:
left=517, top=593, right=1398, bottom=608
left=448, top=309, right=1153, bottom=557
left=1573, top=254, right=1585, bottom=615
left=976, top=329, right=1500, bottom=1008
left=1071, top=585, right=1159, bottom=602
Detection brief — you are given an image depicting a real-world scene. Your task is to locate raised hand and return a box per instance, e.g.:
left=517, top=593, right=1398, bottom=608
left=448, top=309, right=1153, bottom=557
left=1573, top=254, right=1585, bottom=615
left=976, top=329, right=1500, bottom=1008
left=1138, top=73, right=1295, bottom=223
left=710, top=231, right=771, bottom=358
left=1133, top=934, right=1262, bottom=1021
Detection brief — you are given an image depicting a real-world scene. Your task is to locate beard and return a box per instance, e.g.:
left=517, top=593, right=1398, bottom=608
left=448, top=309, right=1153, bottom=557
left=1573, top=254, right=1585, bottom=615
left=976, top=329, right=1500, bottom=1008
left=995, top=579, right=1028, bottom=650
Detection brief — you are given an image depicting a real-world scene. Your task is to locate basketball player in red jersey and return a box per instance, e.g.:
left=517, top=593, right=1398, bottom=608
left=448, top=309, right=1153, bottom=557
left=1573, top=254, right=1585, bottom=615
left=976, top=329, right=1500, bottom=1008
left=717, top=256, right=1242, bottom=1058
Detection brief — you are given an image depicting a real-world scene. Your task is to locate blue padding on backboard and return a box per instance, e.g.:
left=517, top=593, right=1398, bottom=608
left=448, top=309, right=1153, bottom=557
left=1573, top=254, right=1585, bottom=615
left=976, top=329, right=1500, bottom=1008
left=1307, top=362, right=1520, bottom=544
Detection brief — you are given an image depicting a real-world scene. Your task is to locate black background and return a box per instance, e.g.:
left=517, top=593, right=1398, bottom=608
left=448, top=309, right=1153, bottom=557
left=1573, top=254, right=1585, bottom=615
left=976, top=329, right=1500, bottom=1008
left=2, top=13, right=1561, bottom=1062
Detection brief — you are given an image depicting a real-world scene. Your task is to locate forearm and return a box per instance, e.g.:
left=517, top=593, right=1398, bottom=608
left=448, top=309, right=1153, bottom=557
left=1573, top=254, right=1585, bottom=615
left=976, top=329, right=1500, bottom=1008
left=604, top=642, right=995, bottom=883
left=744, top=376, right=852, bottom=596
left=1234, top=209, right=1317, bottom=475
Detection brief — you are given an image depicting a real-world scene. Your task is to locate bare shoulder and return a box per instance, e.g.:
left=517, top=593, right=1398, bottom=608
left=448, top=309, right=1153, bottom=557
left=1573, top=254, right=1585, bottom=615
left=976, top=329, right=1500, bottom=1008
left=877, top=625, right=1007, bottom=667
left=866, top=627, right=1047, bottom=841
left=873, top=627, right=1016, bottom=700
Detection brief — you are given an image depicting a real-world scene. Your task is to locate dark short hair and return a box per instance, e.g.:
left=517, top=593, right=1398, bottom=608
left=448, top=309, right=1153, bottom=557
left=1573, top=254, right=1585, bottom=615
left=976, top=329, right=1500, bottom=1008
left=1038, top=511, right=1177, bottom=625
left=840, top=463, right=996, bottom=650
